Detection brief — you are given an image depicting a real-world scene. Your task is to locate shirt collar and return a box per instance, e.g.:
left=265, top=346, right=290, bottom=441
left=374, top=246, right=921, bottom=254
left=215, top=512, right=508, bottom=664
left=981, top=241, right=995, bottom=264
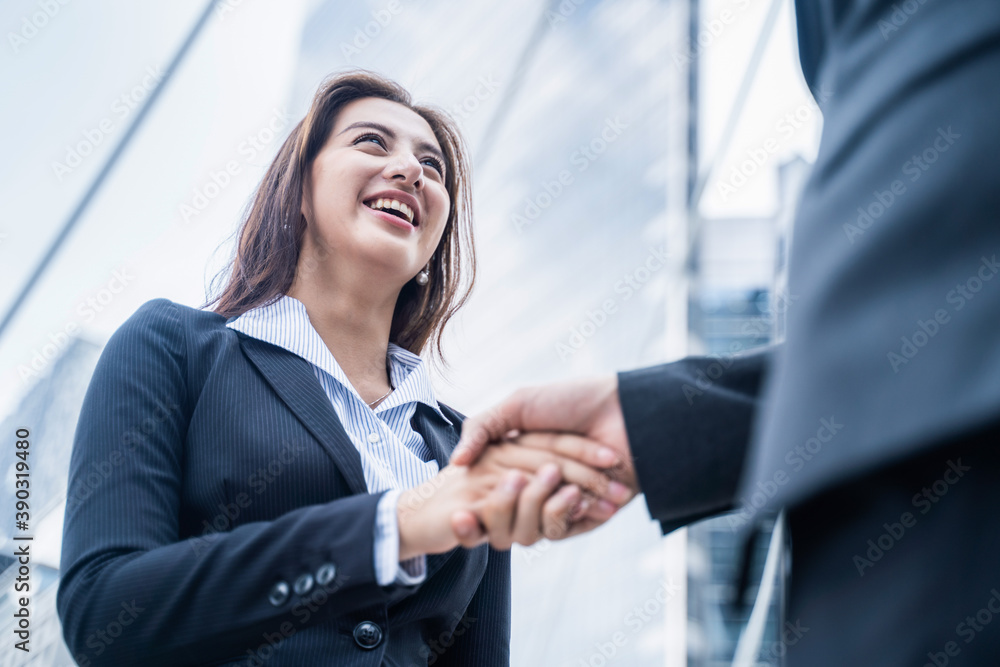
left=226, top=294, right=452, bottom=425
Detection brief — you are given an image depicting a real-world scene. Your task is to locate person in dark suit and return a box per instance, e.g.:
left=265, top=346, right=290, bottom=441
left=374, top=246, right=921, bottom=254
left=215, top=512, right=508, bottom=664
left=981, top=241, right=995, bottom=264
left=449, top=1, right=1000, bottom=664
left=56, top=71, right=628, bottom=667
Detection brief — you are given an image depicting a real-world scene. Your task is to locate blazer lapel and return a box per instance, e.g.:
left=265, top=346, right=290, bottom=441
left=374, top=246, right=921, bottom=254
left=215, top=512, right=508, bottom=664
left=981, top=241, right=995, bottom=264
left=237, top=333, right=369, bottom=496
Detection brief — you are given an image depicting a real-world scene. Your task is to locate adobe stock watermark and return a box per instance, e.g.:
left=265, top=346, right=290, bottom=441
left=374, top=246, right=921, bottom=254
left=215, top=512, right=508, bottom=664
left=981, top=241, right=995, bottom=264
left=681, top=292, right=798, bottom=405
left=7, top=0, right=72, bottom=54
left=843, top=126, right=960, bottom=244
left=923, top=588, right=1000, bottom=667
left=717, top=87, right=833, bottom=202
left=878, top=0, right=927, bottom=40
left=727, top=416, right=844, bottom=530
left=518, top=483, right=592, bottom=565
left=17, top=267, right=135, bottom=383
left=575, top=578, right=681, bottom=667
left=239, top=574, right=351, bottom=667
left=408, top=612, right=477, bottom=666
left=519, top=460, right=632, bottom=566
left=556, top=245, right=669, bottom=361
left=190, top=441, right=309, bottom=557
left=178, top=108, right=291, bottom=223
left=339, top=0, right=407, bottom=62
left=545, top=0, right=585, bottom=27
left=65, top=396, right=181, bottom=513
left=51, top=66, right=164, bottom=182
left=672, top=0, right=752, bottom=70
left=757, top=619, right=810, bottom=663
left=215, top=0, right=245, bottom=20
left=397, top=465, right=462, bottom=518
left=71, top=600, right=145, bottom=667
left=449, top=74, right=500, bottom=122
left=887, top=254, right=998, bottom=373
left=511, top=116, right=629, bottom=234
left=853, top=458, right=970, bottom=577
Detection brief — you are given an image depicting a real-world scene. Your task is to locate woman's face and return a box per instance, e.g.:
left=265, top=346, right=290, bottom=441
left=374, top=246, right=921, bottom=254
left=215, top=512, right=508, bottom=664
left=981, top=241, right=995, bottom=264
left=300, top=96, right=451, bottom=288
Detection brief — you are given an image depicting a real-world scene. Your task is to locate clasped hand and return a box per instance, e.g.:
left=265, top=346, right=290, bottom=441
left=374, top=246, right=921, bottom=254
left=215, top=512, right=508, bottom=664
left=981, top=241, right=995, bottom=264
left=396, top=375, right=640, bottom=558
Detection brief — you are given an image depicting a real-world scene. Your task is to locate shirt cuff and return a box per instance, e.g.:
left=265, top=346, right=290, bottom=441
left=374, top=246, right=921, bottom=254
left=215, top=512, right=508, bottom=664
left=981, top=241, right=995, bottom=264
left=374, top=488, right=428, bottom=587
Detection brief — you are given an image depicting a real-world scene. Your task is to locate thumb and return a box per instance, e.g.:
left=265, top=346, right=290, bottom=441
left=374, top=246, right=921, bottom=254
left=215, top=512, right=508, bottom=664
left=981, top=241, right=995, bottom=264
left=451, top=395, right=526, bottom=465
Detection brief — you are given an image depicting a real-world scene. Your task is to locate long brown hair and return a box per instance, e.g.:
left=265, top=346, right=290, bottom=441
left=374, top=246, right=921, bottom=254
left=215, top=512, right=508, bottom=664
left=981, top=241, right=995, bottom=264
left=205, top=70, right=476, bottom=364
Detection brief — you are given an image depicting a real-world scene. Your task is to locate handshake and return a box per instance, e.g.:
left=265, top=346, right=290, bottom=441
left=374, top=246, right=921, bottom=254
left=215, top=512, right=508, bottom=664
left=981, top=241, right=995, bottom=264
left=396, top=375, right=640, bottom=558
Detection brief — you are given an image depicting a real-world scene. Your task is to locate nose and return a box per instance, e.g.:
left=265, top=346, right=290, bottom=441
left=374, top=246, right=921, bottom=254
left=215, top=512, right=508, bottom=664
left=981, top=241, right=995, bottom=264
left=383, top=150, right=423, bottom=189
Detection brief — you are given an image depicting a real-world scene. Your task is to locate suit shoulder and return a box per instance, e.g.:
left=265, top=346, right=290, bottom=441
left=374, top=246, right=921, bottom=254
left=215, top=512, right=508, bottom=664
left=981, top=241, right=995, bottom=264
left=124, top=298, right=227, bottom=334
left=104, top=299, right=230, bottom=363
left=108, top=298, right=183, bottom=345
left=97, top=300, right=234, bottom=403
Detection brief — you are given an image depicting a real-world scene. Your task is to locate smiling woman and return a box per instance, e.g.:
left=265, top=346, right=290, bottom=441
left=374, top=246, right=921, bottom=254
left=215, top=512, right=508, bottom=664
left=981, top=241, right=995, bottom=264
left=209, top=71, right=475, bottom=364
left=56, top=70, right=626, bottom=667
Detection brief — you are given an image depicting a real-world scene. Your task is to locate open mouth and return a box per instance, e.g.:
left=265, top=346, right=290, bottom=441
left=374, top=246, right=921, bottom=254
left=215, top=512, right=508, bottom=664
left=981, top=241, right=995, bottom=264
left=364, top=197, right=416, bottom=226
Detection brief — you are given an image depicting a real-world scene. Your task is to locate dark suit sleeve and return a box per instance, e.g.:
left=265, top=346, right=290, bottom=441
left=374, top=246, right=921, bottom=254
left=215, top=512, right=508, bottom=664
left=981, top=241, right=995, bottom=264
left=617, top=349, right=770, bottom=534
left=435, top=547, right=511, bottom=666
left=57, top=300, right=409, bottom=666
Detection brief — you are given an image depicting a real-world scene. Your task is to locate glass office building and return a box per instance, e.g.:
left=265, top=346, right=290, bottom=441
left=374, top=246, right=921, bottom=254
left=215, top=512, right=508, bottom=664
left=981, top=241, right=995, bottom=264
left=0, top=1, right=819, bottom=664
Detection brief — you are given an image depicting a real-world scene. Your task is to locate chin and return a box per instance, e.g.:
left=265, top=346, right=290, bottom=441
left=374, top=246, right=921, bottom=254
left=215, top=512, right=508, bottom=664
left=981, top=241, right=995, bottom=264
left=353, top=244, right=421, bottom=281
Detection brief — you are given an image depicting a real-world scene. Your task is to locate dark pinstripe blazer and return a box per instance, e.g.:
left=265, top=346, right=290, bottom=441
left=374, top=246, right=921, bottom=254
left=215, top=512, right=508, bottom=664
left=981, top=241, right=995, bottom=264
left=57, top=299, right=510, bottom=667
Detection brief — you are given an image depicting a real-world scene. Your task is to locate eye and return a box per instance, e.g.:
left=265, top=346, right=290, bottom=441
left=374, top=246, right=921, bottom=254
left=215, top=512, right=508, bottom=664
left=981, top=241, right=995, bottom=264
left=354, top=132, right=386, bottom=149
left=421, top=155, right=445, bottom=176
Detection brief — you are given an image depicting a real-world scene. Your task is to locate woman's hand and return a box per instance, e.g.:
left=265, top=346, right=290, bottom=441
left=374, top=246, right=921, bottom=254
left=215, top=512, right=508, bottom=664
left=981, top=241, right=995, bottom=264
left=449, top=432, right=639, bottom=551
left=454, top=432, right=638, bottom=550
left=396, top=442, right=631, bottom=559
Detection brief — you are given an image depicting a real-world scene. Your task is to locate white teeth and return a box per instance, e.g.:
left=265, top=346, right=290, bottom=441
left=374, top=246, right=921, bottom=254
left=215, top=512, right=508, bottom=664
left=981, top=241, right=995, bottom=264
left=399, top=203, right=414, bottom=223
left=367, top=197, right=415, bottom=224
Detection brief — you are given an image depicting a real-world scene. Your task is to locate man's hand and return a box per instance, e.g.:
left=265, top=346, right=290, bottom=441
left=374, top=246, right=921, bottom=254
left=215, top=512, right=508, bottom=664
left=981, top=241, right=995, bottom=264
left=450, top=375, right=637, bottom=492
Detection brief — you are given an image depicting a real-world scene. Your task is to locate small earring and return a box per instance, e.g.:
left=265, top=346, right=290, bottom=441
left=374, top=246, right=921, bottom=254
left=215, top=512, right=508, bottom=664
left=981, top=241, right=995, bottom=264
left=416, top=267, right=430, bottom=285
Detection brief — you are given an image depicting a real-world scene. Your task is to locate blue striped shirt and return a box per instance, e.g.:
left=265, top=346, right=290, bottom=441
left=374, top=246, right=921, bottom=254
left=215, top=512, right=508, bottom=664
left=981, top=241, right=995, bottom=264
left=227, top=294, right=448, bottom=585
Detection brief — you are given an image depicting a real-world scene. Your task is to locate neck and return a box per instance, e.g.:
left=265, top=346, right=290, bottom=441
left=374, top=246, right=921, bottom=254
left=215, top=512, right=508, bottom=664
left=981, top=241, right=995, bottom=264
left=286, top=263, right=400, bottom=405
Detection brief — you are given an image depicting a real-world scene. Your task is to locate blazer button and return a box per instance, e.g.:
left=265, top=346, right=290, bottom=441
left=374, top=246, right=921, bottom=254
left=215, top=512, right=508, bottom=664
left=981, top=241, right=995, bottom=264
left=353, top=621, right=382, bottom=649
left=316, top=562, right=337, bottom=586
left=293, top=573, right=314, bottom=596
left=267, top=581, right=290, bottom=606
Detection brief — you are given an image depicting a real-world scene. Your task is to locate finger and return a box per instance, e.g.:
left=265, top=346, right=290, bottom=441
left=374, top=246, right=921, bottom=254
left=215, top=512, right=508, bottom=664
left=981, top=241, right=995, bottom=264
left=569, top=494, right=591, bottom=522
left=450, top=510, right=488, bottom=549
left=511, top=463, right=563, bottom=546
left=540, top=484, right=582, bottom=541
left=479, top=470, right=528, bottom=551
left=551, top=503, right=619, bottom=541
left=582, top=498, right=620, bottom=522
left=513, top=432, right=620, bottom=470
left=554, top=457, right=632, bottom=507
left=451, top=393, right=530, bottom=466
left=485, top=444, right=634, bottom=508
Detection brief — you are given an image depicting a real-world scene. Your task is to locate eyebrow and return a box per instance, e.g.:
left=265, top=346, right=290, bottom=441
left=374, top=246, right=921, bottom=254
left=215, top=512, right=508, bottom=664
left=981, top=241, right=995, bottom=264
left=338, top=121, right=446, bottom=163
